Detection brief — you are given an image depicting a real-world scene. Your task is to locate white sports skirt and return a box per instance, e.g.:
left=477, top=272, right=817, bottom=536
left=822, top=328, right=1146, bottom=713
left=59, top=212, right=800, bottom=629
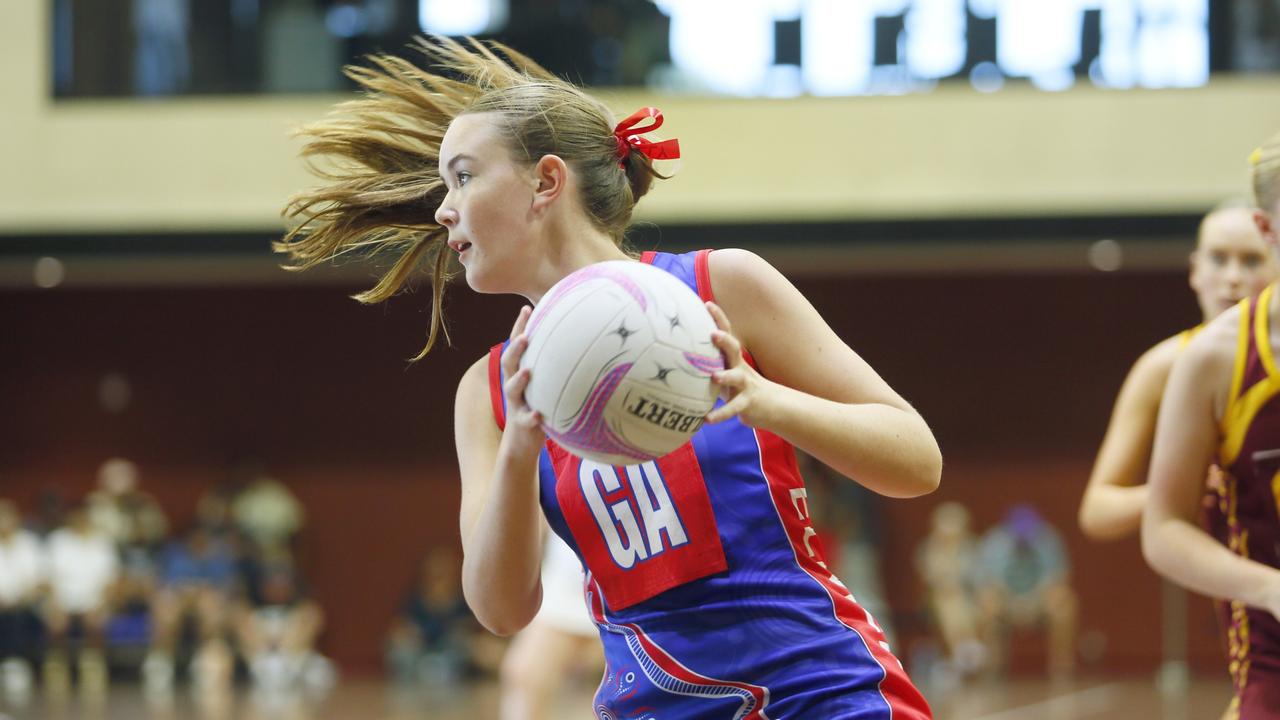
left=532, top=533, right=597, bottom=637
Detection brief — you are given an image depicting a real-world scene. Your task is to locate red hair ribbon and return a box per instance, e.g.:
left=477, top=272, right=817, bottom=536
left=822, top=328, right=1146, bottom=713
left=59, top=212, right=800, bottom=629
left=613, top=107, right=681, bottom=167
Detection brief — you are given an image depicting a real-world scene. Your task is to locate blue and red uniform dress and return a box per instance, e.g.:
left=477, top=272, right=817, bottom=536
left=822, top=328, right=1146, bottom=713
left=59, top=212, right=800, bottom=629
left=487, top=249, right=931, bottom=719
left=1203, top=285, right=1280, bottom=719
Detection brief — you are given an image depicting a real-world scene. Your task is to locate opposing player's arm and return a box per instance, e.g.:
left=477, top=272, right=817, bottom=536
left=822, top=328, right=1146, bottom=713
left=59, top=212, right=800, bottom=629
left=1142, top=325, right=1280, bottom=616
left=1078, top=338, right=1178, bottom=541
left=454, top=354, right=545, bottom=635
left=706, top=248, right=941, bottom=498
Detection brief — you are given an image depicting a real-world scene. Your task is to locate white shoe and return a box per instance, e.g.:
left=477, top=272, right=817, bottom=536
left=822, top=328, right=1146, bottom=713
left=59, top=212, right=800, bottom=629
left=300, top=653, right=336, bottom=693
left=954, top=640, right=988, bottom=675
left=1, top=658, right=32, bottom=703
left=142, top=652, right=174, bottom=691
left=250, top=652, right=293, bottom=691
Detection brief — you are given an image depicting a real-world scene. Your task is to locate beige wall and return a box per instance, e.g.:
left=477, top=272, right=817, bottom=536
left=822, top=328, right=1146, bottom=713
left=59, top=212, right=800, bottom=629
left=3, top=2, right=1278, bottom=233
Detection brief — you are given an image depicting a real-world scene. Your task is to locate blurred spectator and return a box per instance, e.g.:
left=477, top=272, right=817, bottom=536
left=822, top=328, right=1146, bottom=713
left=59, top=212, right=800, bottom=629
left=234, top=560, right=333, bottom=693
left=43, top=503, right=119, bottom=697
left=30, top=487, right=68, bottom=538
left=143, top=524, right=238, bottom=692
left=387, top=547, right=499, bottom=686
left=232, top=475, right=304, bottom=563
left=196, top=482, right=241, bottom=543
left=916, top=502, right=985, bottom=681
left=974, top=504, right=1078, bottom=680
left=88, top=458, right=169, bottom=666
left=828, top=498, right=895, bottom=646
left=88, top=457, right=168, bottom=549
left=0, top=499, right=43, bottom=703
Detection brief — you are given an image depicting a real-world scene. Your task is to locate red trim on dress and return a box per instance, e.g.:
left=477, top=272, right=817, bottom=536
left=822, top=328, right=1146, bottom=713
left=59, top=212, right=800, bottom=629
left=694, top=248, right=759, bottom=372
left=693, top=249, right=714, bottom=302
left=487, top=344, right=506, bottom=431
left=752, top=427, right=933, bottom=720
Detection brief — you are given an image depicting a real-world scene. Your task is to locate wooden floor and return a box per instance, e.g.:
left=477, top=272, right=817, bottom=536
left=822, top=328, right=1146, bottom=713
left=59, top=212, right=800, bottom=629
left=0, top=675, right=1233, bottom=720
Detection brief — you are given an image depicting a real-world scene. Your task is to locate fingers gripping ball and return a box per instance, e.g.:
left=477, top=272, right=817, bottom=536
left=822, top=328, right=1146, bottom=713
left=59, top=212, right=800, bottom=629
left=519, top=261, right=723, bottom=466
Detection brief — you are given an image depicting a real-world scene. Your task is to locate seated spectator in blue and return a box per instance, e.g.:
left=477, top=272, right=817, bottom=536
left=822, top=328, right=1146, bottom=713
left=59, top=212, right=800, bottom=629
left=88, top=459, right=169, bottom=676
left=195, top=482, right=241, bottom=545
left=143, top=524, right=237, bottom=692
left=43, top=502, right=118, bottom=697
left=974, top=504, right=1078, bottom=680
left=0, top=499, right=43, bottom=704
left=234, top=560, right=333, bottom=692
left=386, top=547, right=492, bottom=685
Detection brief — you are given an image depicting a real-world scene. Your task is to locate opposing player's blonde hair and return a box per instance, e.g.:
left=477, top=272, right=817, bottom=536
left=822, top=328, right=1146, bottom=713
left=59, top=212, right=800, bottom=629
left=275, top=37, right=665, bottom=359
left=1252, top=131, right=1280, bottom=216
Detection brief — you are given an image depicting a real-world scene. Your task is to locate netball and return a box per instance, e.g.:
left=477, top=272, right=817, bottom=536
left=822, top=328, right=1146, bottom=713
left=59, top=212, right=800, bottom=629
left=519, top=260, right=724, bottom=466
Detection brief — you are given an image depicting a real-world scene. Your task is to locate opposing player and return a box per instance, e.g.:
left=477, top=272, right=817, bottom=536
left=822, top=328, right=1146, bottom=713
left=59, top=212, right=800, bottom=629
left=499, top=531, right=602, bottom=720
left=1143, top=132, right=1280, bottom=718
left=277, top=38, right=942, bottom=718
left=1079, top=203, right=1277, bottom=541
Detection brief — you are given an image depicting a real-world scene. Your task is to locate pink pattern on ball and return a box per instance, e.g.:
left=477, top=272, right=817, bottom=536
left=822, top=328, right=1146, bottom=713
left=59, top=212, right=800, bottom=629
left=683, top=352, right=725, bottom=377
left=545, top=362, right=651, bottom=463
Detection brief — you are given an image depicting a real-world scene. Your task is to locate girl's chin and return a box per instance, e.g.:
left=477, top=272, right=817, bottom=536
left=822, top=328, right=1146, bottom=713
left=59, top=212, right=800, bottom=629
left=461, top=257, right=525, bottom=296
left=462, top=264, right=499, bottom=295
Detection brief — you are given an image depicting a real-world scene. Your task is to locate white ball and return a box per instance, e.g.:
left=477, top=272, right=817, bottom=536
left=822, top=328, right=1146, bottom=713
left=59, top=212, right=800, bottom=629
left=519, top=260, right=724, bottom=466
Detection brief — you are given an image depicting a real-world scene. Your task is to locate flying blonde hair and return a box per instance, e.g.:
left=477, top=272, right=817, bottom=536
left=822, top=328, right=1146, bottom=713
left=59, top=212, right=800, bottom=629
left=276, top=37, right=664, bottom=359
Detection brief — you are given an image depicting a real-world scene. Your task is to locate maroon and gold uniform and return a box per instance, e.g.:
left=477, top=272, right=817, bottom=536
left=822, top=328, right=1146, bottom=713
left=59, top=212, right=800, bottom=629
left=1208, top=286, right=1280, bottom=718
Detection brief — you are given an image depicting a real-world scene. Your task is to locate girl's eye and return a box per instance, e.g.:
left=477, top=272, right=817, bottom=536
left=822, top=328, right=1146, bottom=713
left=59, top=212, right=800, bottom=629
left=457, top=172, right=472, bottom=186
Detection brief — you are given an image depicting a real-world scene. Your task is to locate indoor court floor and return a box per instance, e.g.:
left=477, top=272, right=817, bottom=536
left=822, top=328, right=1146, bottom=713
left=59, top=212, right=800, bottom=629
left=0, top=675, right=1234, bottom=720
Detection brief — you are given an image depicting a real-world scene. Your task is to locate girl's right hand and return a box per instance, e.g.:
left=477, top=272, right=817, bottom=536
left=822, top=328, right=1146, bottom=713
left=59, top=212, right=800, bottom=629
left=499, top=306, right=547, bottom=460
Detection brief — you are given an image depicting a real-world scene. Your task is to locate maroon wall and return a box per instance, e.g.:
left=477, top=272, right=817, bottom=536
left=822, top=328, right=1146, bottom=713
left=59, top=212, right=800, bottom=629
left=0, top=262, right=1222, bottom=675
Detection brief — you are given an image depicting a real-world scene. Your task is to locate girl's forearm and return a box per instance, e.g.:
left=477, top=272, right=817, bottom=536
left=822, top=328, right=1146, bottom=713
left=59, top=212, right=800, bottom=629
left=461, top=440, right=545, bottom=636
left=765, top=383, right=942, bottom=498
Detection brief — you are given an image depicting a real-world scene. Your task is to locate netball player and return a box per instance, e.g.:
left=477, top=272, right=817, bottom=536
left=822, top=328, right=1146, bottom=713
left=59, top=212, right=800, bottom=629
left=277, top=38, right=942, bottom=718
left=1079, top=204, right=1276, bottom=541
left=1143, top=133, right=1280, bottom=718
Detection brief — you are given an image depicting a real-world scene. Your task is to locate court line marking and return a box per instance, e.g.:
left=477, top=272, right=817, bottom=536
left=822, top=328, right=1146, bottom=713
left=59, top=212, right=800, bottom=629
left=967, top=682, right=1124, bottom=720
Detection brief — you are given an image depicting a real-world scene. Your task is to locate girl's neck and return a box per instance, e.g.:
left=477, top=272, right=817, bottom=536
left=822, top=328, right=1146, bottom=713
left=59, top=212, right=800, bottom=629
left=525, top=225, right=631, bottom=304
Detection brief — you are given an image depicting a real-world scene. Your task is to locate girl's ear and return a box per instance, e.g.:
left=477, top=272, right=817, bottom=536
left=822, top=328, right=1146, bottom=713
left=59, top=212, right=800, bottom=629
left=1255, top=209, right=1278, bottom=247
left=530, top=154, right=569, bottom=215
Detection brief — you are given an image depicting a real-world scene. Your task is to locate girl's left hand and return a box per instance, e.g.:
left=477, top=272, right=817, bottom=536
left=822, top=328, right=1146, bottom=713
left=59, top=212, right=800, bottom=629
left=704, top=301, right=783, bottom=428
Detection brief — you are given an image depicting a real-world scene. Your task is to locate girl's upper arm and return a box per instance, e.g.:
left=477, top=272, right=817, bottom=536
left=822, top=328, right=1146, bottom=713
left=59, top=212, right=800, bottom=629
left=707, top=248, right=912, bottom=411
left=454, top=354, right=502, bottom=547
left=1146, top=339, right=1223, bottom=523
left=1087, top=339, right=1177, bottom=490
